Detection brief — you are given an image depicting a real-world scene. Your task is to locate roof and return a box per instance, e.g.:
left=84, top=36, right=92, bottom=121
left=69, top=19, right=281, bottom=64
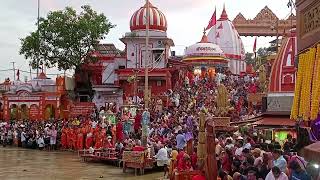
left=252, top=116, right=296, bottom=127
left=130, top=1, right=167, bottom=32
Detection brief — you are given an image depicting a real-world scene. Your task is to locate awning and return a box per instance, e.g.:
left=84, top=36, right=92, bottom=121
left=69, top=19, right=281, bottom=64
left=252, top=117, right=296, bottom=127
left=302, top=142, right=320, bottom=163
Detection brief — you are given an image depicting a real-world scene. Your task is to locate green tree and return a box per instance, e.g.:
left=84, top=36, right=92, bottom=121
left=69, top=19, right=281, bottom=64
left=20, top=5, right=115, bottom=71
left=244, top=52, right=254, bottom=65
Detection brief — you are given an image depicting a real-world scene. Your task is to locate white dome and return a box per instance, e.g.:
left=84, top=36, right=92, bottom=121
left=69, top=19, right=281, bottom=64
left=185, top=42, right=224, bottom=57
left=207, top=6, right=246, bottom=74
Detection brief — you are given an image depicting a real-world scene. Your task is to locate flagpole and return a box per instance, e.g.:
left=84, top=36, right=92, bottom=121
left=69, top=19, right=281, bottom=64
left=37, top=0, right=40, bottom=78
left=214, top=6, right=217, bottom=44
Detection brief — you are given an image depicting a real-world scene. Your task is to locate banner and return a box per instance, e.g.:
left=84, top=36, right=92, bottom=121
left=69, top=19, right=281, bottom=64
left=69, top=102, right=95, bottom=117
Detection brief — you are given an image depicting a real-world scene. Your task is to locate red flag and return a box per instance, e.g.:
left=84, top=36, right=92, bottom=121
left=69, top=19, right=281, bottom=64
left=205, top=7, right=217, bottom=31
left=253, top=37, right=257, bottom=52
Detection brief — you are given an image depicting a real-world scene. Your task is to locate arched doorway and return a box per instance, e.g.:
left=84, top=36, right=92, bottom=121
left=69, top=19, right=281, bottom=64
left=29, top=104, right=39, bottom=120
left=44, top=104, right=55, bottom=120
left=10, top=104, right=18, bottom=120
left=20, top=104, right=29, bottom=120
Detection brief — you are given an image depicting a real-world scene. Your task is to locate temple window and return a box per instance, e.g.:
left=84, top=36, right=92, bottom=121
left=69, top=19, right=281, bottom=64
left=286, top=53, right=292, bottom=66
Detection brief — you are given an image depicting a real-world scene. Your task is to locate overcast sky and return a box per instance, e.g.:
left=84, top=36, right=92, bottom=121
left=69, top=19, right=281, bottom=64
left=0, top=0, right=293, bottom=81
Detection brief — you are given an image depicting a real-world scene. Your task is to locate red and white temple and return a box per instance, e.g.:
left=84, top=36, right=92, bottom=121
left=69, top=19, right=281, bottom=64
left=79, top=1, right=177, bottom=110
left=207, top=5, right=246, bottom=75
left=269, top=28, right=297, bottom=93
left=183, top=32, right=228, bottom=78
left=0, top=72, right=72, bottom=121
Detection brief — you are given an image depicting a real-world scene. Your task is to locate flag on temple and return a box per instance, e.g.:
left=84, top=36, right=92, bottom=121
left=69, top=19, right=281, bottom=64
left=253, top=37, right=257, bottom=53
left=205, top=7, right=216, bottom=31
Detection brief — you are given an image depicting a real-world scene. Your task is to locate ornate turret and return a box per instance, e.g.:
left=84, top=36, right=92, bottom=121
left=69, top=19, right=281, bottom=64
left=219, top=4, right=229, bottom=21
left=207, top=4, right=245, bottom=74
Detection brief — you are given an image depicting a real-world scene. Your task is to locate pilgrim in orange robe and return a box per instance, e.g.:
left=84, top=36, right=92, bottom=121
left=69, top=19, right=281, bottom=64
left=77, top=129, right=84, bottom=150
left=85, top=129, right=94, bottom=149
left=100, top=129, right=106, bottom=147
left=67, top=129, right=73, bottom=149
left=116, top=122, right=124, bottom=142
left=111, top=125, right=116, bottom=143
left=71, top=130, right=77, bottom=150
left=94, top=133, right=103, bottom=149
left=61, top=128, right=68, bottom=149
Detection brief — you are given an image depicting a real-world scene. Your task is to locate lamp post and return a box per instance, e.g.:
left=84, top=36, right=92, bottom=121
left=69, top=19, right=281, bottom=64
left=144, top=0, right=150, bottom=109
left=141, top=0, right=150, bottom=147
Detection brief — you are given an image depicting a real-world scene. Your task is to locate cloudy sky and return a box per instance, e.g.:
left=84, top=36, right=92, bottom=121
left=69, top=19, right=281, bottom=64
left=0, top=0, right=293, bottom=81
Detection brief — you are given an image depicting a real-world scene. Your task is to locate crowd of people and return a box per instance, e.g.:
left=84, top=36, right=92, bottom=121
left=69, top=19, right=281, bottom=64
left=0, top=68, right=317, bottom=179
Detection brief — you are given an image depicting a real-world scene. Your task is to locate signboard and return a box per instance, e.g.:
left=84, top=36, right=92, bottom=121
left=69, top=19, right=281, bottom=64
left=267, top=96, right=293, bottom=112
left=122, top=151, right=145, bottom=164
left=69, top=102, right=95, bottom=117
left=212, top=117, right=231, bottom=127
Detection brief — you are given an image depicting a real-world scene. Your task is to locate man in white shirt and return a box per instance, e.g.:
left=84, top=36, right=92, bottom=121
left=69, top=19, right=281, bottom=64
left=265, top=166, right=288, bottom=180
left=235, top=141, right=244, bottom=157
left=155, top=144, right=169, bottom=177
left=272, top=149, right=287, bottom=173
left=21, top=130, right=27, bottom=148
left=37, top=134, right=45, bottom=150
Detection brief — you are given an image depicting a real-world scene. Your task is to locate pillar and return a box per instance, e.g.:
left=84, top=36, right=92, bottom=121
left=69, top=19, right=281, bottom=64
left=3, top=97, right=10, bottom=121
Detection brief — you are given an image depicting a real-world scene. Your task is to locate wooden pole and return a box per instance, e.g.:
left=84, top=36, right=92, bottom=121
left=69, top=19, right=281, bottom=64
left=205, top=117, right=217, bottom=180
left=144, top=0, right=150, bottom=109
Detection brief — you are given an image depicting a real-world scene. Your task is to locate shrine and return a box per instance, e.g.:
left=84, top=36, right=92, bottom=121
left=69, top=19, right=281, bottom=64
left=76, top=1, right=177, bottom=109
left=118, top=1, right=174, bottom=100
left=207, top=5, right=246, bottom=74
left=183, top=31, right=228, bottom=78
left=0, top=72, right=72, bottom=121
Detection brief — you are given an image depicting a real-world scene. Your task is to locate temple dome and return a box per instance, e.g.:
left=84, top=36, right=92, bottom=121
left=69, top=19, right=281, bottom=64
left=130, top=1, right=167, bottom=32
left=183, top=32, right=227, bottom=66
left=207, top=5, right=245, bottom=74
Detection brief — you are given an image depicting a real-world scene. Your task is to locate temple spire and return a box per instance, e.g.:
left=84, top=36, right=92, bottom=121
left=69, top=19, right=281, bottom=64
left=219, top=3, right=229, bottom=20
left=200, top=28, right=208, bottom=43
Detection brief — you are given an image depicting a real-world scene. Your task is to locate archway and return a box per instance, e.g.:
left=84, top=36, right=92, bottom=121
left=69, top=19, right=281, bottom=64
left=44, top=104, right=55, bottom=120
left=20, top=104, right=29, bottom=120
left=29, top=104, right=39, bottom=120
left=10, top=104, right=18, bottom=120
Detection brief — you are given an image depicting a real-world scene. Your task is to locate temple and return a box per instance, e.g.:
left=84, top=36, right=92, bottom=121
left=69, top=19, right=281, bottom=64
left=77, top=1, right=175, bottom=110
left=269, top=28, right=297, bottom=93
left=183, top=31, right=228, bottom=78
left=207, top=5, right=246, bottom=74
left=0, top=72, right=73, bottom=120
